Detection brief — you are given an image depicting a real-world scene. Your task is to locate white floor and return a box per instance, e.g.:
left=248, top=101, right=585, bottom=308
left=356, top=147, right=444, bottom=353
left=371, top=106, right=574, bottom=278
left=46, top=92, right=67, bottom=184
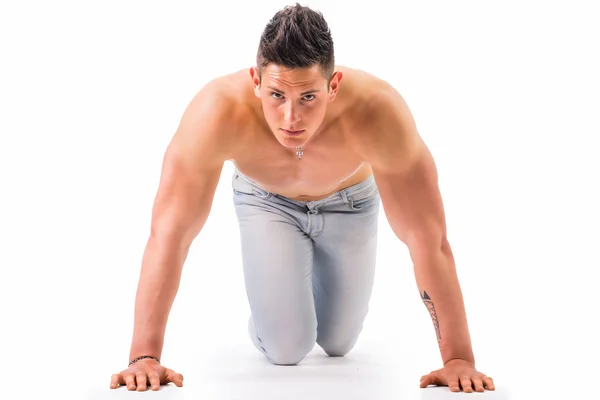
left=86, top=341, right=513, bottom=400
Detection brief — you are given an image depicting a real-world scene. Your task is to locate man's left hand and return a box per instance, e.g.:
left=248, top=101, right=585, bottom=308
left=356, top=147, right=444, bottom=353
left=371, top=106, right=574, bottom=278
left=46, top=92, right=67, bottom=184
left=420, top=359, right=495, bottom=393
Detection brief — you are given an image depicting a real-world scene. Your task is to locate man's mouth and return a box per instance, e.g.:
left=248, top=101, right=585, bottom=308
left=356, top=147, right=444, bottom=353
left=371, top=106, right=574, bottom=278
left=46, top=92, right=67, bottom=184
left=282, top=129, right=304, bottom=136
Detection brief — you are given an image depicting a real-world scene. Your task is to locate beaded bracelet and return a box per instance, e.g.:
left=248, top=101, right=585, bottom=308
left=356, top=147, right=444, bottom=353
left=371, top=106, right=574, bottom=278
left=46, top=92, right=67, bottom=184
left=129, top=355, right=160, bottom=367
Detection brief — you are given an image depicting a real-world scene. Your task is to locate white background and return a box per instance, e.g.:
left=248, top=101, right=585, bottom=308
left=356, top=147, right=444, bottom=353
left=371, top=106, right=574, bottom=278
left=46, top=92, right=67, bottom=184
left=1, top=0, right=598, bottom=399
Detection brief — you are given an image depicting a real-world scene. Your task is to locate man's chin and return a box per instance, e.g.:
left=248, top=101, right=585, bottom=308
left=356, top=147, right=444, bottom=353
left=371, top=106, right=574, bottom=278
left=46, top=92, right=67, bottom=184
left=276, top=134, right=307, bottom=148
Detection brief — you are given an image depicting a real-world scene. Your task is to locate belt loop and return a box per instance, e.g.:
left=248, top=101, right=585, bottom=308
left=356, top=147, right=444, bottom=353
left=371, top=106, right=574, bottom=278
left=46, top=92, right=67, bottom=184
left=340, top=190, right=350, bottom=204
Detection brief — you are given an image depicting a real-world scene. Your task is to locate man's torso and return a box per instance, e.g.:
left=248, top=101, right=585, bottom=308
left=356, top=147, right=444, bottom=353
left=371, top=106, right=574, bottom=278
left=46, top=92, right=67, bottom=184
left=210, top=66, right=391, bottom=201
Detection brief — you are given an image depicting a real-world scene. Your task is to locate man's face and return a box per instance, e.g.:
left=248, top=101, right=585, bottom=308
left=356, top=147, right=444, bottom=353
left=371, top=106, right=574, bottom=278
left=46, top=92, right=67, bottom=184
left=250, top=64, right=341, bottom=149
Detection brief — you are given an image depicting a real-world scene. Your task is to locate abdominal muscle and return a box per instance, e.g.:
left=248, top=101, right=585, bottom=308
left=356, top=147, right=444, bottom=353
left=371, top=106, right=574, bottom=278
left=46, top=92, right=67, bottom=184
left=230, top=155, right=373, bottom=202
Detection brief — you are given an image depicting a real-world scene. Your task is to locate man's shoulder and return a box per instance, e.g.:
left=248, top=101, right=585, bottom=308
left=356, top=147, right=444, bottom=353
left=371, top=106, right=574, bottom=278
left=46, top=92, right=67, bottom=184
left=338, top=67, right=394, bottom=110
left=342, top=70, right=419, bottom=165
left=183, top=70, right=257, bottom=136
left=194, top=70, right=255, bottom=119
left=342, top=69, right=403, bottom=132
left=168, top=70, right=256, bottom=161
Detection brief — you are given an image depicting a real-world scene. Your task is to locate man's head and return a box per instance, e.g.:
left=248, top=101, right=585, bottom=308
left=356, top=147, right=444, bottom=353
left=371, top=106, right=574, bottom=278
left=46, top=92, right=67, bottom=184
left=250, top=3, right=342, bottom=149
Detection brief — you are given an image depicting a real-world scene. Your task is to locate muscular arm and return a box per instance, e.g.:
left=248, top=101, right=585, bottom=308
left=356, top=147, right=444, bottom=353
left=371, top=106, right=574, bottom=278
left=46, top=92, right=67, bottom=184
left=362, top=89, right=475, bottom=365
left=128, top=83, right=234, bottom=362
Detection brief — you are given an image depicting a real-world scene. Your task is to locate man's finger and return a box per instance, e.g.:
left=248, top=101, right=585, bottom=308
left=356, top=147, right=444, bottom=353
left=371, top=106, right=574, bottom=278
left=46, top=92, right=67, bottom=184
left=148, top=373, right=161, bottom=391
left=460, top=376, right=473, bottom=393
left=110, top=374, right=121, bottom=389
left=483, top=376, right=495, bottom=390
left=447, top=376, right=461, bottom=392
left=165, top=370, right=184, bottom=387
left=172, top=373, right=184, bottom=387
left=420, top=374, right=431, bottom=388
left=472, top=376, right=485, bottom=392
left=125, top=374, right=136, bottom=391
left=136, top=372, right=148, bottom=391
left=420, top=373, right=440, bottom=388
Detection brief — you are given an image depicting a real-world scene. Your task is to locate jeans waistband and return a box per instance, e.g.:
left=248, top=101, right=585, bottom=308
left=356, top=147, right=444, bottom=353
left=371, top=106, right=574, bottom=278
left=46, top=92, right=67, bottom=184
left=232, top=167, right=378, bottom=204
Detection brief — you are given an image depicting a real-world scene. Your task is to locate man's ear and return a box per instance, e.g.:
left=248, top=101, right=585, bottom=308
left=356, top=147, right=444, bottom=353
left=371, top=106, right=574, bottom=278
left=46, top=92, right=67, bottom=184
left=249, top=67, right=261, bottom=98
left=328, top=71, right=343, bottom=102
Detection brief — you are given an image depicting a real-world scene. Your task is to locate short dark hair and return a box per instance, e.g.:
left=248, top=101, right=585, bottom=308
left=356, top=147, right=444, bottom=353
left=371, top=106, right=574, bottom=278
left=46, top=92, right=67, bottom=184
left=256, top=3, right=335, bottom=83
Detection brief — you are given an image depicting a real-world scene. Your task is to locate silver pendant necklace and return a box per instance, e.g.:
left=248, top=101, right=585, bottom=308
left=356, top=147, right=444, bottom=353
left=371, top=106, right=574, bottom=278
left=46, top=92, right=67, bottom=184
left=296, top=146, right=303, bottom=160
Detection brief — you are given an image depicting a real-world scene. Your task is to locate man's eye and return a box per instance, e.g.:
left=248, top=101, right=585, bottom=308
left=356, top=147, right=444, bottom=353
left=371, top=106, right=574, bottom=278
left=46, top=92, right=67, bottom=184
left=303, top=95, right=315, bottom=101
left=271, top=92, right=283, bottom=99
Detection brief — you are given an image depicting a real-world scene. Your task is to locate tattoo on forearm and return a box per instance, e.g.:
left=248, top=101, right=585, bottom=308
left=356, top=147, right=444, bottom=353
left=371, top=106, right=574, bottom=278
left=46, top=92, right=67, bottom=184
left=421, top=290, right=441, bottom=344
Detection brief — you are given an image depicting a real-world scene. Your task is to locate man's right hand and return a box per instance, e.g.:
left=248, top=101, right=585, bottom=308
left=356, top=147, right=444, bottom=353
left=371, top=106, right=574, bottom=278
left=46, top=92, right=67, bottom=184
left=110, top=359, right=184, bottom=391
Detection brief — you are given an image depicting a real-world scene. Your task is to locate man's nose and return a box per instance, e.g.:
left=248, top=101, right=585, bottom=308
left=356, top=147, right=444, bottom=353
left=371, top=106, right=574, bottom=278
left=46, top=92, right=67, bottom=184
left=284, top=102, right=300, bottom=124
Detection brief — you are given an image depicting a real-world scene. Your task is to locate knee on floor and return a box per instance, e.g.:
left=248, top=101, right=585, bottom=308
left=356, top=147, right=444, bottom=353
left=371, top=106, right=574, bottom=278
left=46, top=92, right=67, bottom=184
left=263, top=333, right=317, bottom=366
left=317, top=336, right=356, bottom=357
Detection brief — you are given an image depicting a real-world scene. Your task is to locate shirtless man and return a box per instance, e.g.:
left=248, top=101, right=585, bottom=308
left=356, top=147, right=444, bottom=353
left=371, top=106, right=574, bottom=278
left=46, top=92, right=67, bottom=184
left=110, top=3, right=495, bottom=394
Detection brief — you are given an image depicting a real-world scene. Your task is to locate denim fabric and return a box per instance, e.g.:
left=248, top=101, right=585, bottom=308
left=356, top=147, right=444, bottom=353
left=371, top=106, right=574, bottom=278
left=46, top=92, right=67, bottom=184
left=232, top=167, right=380, bottom=365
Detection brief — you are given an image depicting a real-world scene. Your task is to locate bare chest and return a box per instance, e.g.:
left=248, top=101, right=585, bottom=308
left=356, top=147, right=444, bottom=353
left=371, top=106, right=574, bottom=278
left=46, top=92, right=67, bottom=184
left=231, top=131, right=369, bottom=200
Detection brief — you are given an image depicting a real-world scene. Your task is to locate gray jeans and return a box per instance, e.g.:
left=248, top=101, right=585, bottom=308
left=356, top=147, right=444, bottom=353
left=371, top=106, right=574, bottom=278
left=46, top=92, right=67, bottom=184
left=231, top=168, right=381, bottom=365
